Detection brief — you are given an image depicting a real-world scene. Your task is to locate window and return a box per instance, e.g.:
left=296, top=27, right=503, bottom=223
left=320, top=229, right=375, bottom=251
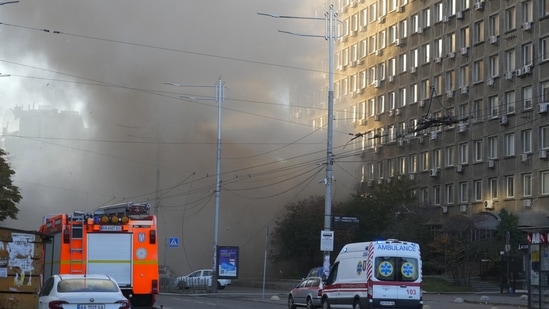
left=472, top=99, right=482, bottom=122
left=351, top=14, right=359, bottom=33
left=489, top=96, right=499, bottom=119
left=351, top=44, right=358, bottom=62
left=459, top=182, right=468, bottom=203
left=523, top=173, right=532, bottom=197
left=388, top=91, right=396, bottom=110
left=489, top=14, right=500, bottom=36
left=400, top=19, right=408, bottom=38
left=434, top=38, right=443, bottom=58
left=474, top=20, right=484, bottom=43
left=505, top=90, right=515, bottom=114
left=409, top=154, right=417, bottom=173
left=445, top=71, right=455, bottom=92
left=423, top=8, right=431, bottom=28
left=399, top=53, right=407, bottom=73
left=377, top=95, right=385, bottom=114
left=361, top=8, right=368, bottom=28
left=488, top=136, right=498, bottom=159
left=420, top=151, right=429, bottom=171
left=523, top=1, right=533, bottom=23
left=489, top=54, right=499, bottom=78
left=542, top=126, right=549, bottom=149
left=388, top=57, right=396, bottom=76
left=399, top=87, right=407, bottom=107
left=421, top=79, right=430, bottom=99
left=423, top=43, right=431, bottom=64
left=504, top=133, right=515, bottom=157
left=412, top=14, right=419, bottom=33
left=474, top=179, right=482, bottom=201
left=447, top=32, right=456, bottom=53
left=490, top=178, right=498, bottom=199
left=411, top=83, right=418, bottom=103
left=369, top=2, right=377, bottom=22
left=459, top=65, right=469, bottom=87
left=389, top=24, right=397, bottom=43
left=459, top=142, right=468, bottom=164
left=505, top=6, right=516, bottom=31
left=474, top=140, right=482, bottom=162
left=434, top=2, right=443, bottom=22
left=448, top=0, right=456, bottom=16
left=377, top=161, right=384, bottom=178
left=506, top=176, right=515, bottom=198
left=522, top=129, right=532, bottom=153
left=411, top=48, right=419, bottom=68
left=542, top=171, right=549, bottom=195
left=379, top=30, right=387, bottom=49
left=542, top=81, right=549, bottom=102
left=473, top=60, right=484, bottom=83
left=542, top=0, right=549, bottom=18
left=460, top=26, right=470, bottom=48
left=446, top=146, right=455, bottom=166
left=433, top=75, right=442, bottom=95
left=434, top=185, right=441, bottom=205
left=360, top=70, right=367, bottom=89
left=446, top=183, right=454, bottom=204
left=542, top=37, right=549, bottom=61
left=523, top=43, right=533, bottom=66
left=369, top=35, right=377, bottom=53
left=506, top=49, right=516, bottom=72
left=523, top=85, right=532, bottom=110
left=433, top=149, right=442, bottom=169
left=368, top=98, right=375, bottom=117
left=360, top=39, right=368, bottom=58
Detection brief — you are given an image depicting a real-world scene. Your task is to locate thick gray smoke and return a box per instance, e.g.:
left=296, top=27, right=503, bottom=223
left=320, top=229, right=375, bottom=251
left=0, top=1, right=358, bottom=278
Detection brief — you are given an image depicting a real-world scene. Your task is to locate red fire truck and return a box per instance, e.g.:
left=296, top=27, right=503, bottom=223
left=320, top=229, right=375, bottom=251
left=39, top=202, right=159, bottom=307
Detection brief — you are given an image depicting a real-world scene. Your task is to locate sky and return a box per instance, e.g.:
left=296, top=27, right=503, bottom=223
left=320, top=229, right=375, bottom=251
left=0, top=1, right=361, bottom=278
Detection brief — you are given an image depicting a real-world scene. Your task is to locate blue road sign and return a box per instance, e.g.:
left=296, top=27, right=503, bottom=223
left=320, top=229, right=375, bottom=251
left=169, top=237, right=179, bottom=248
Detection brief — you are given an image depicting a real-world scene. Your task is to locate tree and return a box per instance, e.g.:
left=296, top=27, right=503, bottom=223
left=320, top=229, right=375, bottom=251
left=269, top=195, right=346, bottom=271
left=0, top=148, right=21, bottom=221
left=343, top=178, right=425, bottom=242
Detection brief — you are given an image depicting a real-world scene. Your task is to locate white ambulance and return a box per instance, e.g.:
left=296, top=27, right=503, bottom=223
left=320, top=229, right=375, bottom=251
left=321, top=239, right=423, bottom=309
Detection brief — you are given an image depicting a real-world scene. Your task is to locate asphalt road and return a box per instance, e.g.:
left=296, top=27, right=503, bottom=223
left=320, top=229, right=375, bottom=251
left=139, top=285, right=529, bottom=309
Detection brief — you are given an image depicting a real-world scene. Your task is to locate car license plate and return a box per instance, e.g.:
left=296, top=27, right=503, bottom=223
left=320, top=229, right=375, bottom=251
left=380, top=301, right=395, bottom=306
left=78, top=304, right=106, bottom=309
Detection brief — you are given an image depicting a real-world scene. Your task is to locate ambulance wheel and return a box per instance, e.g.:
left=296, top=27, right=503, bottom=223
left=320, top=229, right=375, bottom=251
left=288, top=295, right=296, bottom=309
left=321, top=299, right=330, bottom=309
left=352, top=299, right=362, bottom=309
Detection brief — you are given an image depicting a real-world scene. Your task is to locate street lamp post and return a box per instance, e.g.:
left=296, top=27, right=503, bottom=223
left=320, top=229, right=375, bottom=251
left=258, top=4, right=338, bottom=277
left=165, top=77, right=225, bottom=292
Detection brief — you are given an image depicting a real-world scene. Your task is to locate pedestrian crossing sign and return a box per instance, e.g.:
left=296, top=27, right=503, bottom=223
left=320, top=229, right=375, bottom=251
left=169, top=237, right=179, bottom=248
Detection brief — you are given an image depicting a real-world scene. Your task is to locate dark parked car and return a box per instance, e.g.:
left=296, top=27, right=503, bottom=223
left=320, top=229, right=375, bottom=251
left=288, top=276, right=324, bottom=309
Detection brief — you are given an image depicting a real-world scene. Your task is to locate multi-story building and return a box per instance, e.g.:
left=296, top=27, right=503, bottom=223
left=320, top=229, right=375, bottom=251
left=296, top=0, right=549, bottom=222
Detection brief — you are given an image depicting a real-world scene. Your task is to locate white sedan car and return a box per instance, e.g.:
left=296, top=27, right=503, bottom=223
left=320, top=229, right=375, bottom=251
left=38, top=273, right=130, bottom=309
left=175, top=269, right=231, bottom=290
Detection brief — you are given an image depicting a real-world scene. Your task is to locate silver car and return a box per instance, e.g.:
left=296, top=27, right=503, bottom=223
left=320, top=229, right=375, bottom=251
left=175, top=269, right=231, bottom=290
left=288, top=276, right=324, bottom=309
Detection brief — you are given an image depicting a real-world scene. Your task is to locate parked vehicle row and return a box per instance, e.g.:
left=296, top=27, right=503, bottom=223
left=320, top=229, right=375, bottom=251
left=288, top=239, right=423, bottom=309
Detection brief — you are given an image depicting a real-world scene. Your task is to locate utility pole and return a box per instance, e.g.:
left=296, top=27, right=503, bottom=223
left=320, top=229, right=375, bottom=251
left=258, top=4, right=338, bottom=278
left=165, top=78, right=225, bottom=292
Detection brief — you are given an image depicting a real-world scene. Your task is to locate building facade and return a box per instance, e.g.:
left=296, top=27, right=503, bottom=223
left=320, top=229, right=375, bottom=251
left=297, top=0, right=549, bottom=220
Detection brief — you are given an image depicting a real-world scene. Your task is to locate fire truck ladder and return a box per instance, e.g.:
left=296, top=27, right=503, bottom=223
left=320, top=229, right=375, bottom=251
left=69, top=212, right=85, bottom=274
